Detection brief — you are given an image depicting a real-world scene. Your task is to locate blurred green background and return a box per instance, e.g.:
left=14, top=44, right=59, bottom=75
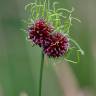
left=0, top=0, right=96, bottom=96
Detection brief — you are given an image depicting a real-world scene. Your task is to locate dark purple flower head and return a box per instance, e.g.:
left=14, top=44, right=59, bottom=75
left=43, top=32, right=69, bottom=57
left=28, top=19, right=54, bottom=46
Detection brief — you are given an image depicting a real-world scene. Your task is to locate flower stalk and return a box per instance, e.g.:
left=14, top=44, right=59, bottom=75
left=39, top=51, right=44, bottom=96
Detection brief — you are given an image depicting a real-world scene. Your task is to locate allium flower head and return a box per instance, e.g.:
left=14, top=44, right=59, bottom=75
left=28, top=19, right=54, bottom=46
left=25, top=1, right=84, bottom=61
left=43, top=32, right=69, bottom=57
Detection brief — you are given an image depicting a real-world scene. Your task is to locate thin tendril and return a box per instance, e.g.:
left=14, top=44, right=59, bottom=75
left=64, top=58, right=77, bottom=64
left=69, top=38, right=84, bottom=55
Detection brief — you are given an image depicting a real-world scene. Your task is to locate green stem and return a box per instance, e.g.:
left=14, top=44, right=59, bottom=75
left=39, top=51, right=44, bottom=96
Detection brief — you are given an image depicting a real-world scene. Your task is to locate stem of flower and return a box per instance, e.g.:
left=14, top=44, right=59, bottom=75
left=39, top=51, right=44, bottom=96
